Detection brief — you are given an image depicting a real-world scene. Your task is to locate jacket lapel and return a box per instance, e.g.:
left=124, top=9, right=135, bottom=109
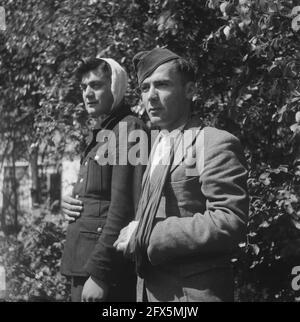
left=169, top=116, right=203, bottom=175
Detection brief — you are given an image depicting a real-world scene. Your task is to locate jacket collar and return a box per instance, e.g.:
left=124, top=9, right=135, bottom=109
left=86, top=104, right=132, bottom=147
left=91, top=103, right=132, bottom=131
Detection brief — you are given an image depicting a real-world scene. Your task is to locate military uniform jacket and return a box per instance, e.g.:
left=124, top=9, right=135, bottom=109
left=61, top=106, right=147, bottom=284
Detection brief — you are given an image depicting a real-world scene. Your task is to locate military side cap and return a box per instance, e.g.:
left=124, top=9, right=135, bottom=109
left=133, top=48, right=180, bottom=84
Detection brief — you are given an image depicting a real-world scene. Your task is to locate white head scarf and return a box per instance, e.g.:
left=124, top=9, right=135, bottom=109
left=96, top=56, right=128, bottom=111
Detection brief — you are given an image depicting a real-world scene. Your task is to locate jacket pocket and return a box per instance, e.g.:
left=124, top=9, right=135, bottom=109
left=67, top=217, right=105, bottom=275
left=72, top=229, right=101, bottom=274
left=181, top=266, right=234, bottom=302
left=79, top=230, right=101, bottom=238
left=164, top=176, right=205, bottom=213
left=179, top=257, right=231, bottom=278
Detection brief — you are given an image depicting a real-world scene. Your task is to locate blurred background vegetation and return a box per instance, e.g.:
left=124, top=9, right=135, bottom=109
left=0, top=0, right=300, bottom=301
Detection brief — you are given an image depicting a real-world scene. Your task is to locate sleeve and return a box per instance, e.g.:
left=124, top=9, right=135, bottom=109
left=146, top=129, right=249, bottom=266
left=85, top=117, right=148, bottom=283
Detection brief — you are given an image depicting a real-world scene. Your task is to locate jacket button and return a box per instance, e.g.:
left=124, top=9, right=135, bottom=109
left=84, top=161, right=88, bottom=166
left=97, top=227, right=102, bottom=233
left=75, top=194, right=79, bottom=199
left=79, top=178, right=84, bottom=183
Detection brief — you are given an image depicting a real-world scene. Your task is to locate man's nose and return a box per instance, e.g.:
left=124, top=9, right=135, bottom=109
left=148, top=85, right=158, bottom=102
left=84, top=85, right=94, bottom=98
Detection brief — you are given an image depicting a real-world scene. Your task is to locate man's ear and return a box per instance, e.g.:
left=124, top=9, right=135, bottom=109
left=184, top=81, right=196, bottom=100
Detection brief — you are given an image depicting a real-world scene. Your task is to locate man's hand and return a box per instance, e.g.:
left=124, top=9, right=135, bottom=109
left=81, top=277, right=109, bottom=302
left=61, top=195, right=83, bottom=222
left=113, top=220, right=139, bottom=254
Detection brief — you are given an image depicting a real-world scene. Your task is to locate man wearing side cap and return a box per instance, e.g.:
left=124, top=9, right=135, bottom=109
left=60, top=57, right=147, bottom=301
left=114, top=48, right=249, bottom=302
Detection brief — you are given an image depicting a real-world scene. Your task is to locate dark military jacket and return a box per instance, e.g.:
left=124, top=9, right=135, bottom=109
left=61, top=105, right=148, bottom=285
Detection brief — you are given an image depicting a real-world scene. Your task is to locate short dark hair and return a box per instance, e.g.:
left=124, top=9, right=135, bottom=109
left=171, top=58, right=196, bottom=85
left=76, top=58, right=111, bottom=81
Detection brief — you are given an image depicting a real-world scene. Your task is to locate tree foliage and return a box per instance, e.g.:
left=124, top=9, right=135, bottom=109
left=0, top=208, right=69, bottom=301
left=0, top=0, right=300, bottom=301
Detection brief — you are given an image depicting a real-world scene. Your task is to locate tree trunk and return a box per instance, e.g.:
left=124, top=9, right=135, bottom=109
left=11, top=141, right=19, bottom=233
left=294, top=130, right=300, bottom=196
left=0, top=210, right=5, bottom=233
left=29, top=146, right=40, bottom=206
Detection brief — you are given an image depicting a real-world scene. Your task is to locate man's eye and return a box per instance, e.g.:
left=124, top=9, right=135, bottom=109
left=81, top=82, right=103, bottom=91
left=157, top=82, right=168, bottom=88
left=140, top=85, right=149, bottom=93
left=90, top=82, right=103, bottom=89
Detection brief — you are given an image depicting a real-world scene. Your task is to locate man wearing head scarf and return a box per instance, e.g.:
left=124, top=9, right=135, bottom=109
left=60, top=57, right=148, bottom=302
left=114, top=48, right=249, bottom=302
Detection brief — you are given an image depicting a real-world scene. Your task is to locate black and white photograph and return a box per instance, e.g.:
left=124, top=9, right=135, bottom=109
left=0, top=0, right=300, bottom=307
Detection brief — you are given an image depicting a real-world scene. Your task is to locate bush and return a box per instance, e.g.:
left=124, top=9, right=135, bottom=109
left=1, top=0, right=300, bottom=302
left=0, top=207, right=70, bottom=302
left=233, top=168, right=300, bottom=301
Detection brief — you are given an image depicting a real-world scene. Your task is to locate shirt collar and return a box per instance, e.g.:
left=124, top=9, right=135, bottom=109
left=159, top=122, right=187, bottom=138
